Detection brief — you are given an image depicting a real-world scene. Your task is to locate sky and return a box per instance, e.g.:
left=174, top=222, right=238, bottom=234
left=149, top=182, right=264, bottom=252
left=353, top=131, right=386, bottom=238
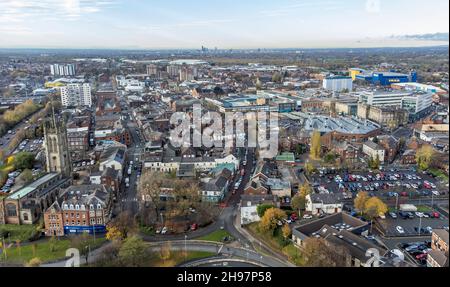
left=0, top=0, right=449, bottom=49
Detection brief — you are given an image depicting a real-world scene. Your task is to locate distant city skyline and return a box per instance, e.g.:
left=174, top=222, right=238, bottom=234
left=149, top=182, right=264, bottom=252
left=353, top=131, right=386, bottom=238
left=0, top=0, right=449, bottom=49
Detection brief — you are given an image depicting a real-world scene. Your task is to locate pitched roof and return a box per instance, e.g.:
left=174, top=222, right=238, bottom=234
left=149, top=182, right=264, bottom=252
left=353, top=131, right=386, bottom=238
left=428, top=250, right=449, bottom=267
left=309, top=193, right=345, bottom=204
left=364, top=140, right=383, bottom=151
left=433, top=229, right=449, bottom=244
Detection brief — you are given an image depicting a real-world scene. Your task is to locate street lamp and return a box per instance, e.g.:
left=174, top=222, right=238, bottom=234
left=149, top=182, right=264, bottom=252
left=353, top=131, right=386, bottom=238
left=184, top=234, right=187, bottom=261
left=395, top=194, right=399, bottom=212
left=418, top=216, right=423, bottom=236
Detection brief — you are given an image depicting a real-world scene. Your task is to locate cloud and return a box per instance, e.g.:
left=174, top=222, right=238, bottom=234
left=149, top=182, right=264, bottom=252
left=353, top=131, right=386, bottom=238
left=0, top=0, right=118, bottom=23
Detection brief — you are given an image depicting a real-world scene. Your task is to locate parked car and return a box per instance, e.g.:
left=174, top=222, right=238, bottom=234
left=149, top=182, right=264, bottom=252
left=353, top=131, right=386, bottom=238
left=432, top=190, right=440, bottom=196
left=161, top=227, right=168, bottom=234
left=431, top=212, right=440, bottom=218
left=190, top=223, right=198, bottom=231
left=415, top=212, right=424, bottom=218
left=389, top=212, right=398, bottom=219
left=396, top=226, right=405, bottom=234
left=290, top=213, right=298, bottom=221
left=415, top=253, right=428, bottom=260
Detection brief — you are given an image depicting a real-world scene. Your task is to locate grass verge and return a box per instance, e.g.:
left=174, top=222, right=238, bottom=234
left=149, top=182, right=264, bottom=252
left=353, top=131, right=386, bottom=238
left=197, top=230, right=231, bottom=242
left=1, top=237, right=106, bottom=265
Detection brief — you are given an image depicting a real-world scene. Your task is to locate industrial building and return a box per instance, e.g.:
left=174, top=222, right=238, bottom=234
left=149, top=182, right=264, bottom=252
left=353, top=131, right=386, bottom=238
left=303, top=115, right=380, bottom=136
left=352, top=69, right=417, bottom=86
left=206, top=92, right=297, bottom=113
left=323, top=76, right=353, bottom=92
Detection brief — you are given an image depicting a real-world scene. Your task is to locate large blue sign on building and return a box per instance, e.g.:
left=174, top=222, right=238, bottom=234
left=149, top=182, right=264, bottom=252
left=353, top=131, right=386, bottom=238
left=64, top=225, right=106, bottom=235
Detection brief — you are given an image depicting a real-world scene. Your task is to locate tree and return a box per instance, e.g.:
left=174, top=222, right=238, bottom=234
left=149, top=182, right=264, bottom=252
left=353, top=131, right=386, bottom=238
left=305, top=162, right=316, bottom=174
left=49, top=235, right=57, bottom=252
left=109, top=211, right=137, bottom=239
left=324, top=152, right=338, bottom=164
left=70, top=233, right=91, bottom=259
left=159, top=241, right=172, bottom=262
left=295, top=143, right=306, bottom=156
left=302, top=238, right=349, bottom=267
left=255, top=78, right=262, bottom=90
left=25, top=257, right=42, bottom=267
left=291, top=194, right=307, bottom=212
left=259, top=208, right=287, bottom=234
left=272, top=72, right=283, bottom=83
left=364, top=197, right=388, bottom=218
left=118, top=236, right=149, bottom=267
left=0, top=171, right=7, bottom=188
left=368, top=155, right=381, bottom=170
left=299, top=183, right=312, bottom=198
left=19, top=169, right=34, bottom=183
left=139, top=171, right=165, bottom=221
left=106, top=225, right=124, bottom=242
left=13, top=152, right=35, bottom=170
left=373, top=153, right=381, bottom=169
left=354, top=192, right=370, bottom=215
left=310, top=130, right=322, bottom=160
left=282, top=224, right=292, bottom=239
left=416, top=145, right=434, bottom=171
left=256, top=204, right=274, bottom=218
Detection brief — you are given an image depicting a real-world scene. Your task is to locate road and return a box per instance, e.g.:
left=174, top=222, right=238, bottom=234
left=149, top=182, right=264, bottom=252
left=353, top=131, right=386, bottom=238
left=115, top=111, right=143, bottom=217
left=42, top=240, right=290, bottom=267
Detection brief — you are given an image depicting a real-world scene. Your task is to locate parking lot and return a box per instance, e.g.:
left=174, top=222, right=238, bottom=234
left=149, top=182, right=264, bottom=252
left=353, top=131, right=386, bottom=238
left=398, top=240, right=433, bottom=267
left=310, top=168, right=448, bottom=200
left=12, top=137, right=44, bottom=154
left=377, top=213, right=449, bottom=237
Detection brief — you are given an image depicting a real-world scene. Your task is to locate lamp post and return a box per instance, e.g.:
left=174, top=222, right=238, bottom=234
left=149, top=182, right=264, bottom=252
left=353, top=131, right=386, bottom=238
left=395, top=194, right=399, bottom=212
left=184, top=234, right=187, bottom=261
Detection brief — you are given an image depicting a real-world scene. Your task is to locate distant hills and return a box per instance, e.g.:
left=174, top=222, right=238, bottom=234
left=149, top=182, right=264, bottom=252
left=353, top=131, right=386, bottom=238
left=392, top=32, right=449, bottom=42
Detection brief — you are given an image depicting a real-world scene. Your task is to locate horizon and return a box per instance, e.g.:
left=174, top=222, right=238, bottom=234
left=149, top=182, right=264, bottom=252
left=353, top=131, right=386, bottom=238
left=0, top=43, right=448, bottom=52
left=0, top=0, right=449, bottom=49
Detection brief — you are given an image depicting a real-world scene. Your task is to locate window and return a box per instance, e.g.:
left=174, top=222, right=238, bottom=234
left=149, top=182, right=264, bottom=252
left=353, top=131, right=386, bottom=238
left=6, top=203, right=17, bottom=217
left=23, top=213, right=29, bottom=221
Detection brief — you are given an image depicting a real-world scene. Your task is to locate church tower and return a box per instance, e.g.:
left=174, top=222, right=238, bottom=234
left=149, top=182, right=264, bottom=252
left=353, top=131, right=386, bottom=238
left=43, top=107, right=72, bottom=177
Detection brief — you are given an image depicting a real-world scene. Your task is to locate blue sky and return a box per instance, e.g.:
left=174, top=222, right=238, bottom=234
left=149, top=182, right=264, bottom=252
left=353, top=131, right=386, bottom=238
left=0, top=0, right=448, bottom=49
